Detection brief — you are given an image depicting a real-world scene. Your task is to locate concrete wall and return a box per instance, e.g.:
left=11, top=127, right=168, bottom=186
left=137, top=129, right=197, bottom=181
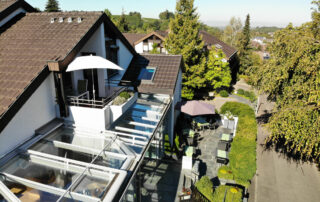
left=0, top=8, right=26, bottom=27
left=135, top=42, right=143, bottom=53
left=0, top=73, right=56, bottom=157
left=65, top=105, right=109, bottom=131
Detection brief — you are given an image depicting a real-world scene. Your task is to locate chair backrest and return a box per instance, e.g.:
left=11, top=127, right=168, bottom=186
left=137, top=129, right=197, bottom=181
left=77, top=79, right=88, bottom=94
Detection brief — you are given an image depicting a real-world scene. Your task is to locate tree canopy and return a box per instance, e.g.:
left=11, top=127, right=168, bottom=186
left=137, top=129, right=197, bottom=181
left=117, top=10, right=129, bottom=32
left=250, top=8, right=320, bottom=162
left=159, top=10, right=174, bottom=20
left=223, top=17, right=242, bottom=47
left=45, top=0, right=61, bottom=12
left=165, top=0, right=206, bottom=99
left=205, top=48, right=232, bottom=91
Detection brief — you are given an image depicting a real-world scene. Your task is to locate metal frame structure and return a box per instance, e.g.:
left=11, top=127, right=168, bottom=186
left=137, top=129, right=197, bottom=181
left=0, top=93, right=171, bottom=202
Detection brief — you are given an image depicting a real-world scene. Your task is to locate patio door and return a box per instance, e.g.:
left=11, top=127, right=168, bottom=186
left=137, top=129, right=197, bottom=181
left=81, top=52, right=99, bottom=98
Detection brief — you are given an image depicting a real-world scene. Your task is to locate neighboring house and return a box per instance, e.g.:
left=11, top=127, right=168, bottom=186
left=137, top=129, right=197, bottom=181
left=123, top=30, right=237, bottom=62
left=0, top=1, right=182, bottom=201
left=252, top=36, right=266, bottom=45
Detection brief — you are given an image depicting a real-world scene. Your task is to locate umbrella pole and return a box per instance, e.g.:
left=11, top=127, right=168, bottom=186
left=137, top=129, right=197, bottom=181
left=92, top=69, right=95, bottom=103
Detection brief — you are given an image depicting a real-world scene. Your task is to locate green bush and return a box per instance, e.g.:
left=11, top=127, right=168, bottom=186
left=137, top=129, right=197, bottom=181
left=112, top=96, right=127, bottom=106
left=195, top=176, right=214, bottom=201
left=219, top=90, right=229, bottom=97
left=119, top=91, right=131, bottom=99
left=213, top=185, right=242, bottom=202
left=220, top=102, right=257, bottom=187
left=217, top=166, right=234, bottom=179
left=236, top=88, right=257, bottom=102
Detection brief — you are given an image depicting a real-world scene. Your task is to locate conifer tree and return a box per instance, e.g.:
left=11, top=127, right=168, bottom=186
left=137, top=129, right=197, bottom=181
left=237, top=14, right=252, bottom=74
left=117, top=10, right=129, bottom=32
left=165, top=0, right=205, bottom=99
left=45, top=0, right=61, bottom=12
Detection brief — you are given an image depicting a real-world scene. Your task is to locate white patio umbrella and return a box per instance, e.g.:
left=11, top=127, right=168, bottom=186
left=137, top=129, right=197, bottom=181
left=66, top=55, right=123, bottom=101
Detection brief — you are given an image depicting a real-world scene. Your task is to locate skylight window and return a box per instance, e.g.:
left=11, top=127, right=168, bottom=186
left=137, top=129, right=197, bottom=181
left=138, top=67, right=156, bottom=81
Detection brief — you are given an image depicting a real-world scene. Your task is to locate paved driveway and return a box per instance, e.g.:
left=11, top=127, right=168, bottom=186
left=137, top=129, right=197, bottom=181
left=249, top=94, right=320, bottom=202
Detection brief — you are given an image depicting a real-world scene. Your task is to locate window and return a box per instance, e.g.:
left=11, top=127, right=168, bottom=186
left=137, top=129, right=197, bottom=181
left=138, top=67, right=156, bottom=82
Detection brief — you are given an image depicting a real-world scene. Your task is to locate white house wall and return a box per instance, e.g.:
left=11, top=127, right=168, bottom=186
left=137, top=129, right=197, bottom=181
left=0, top=73, right=56, bottom=157
left=0, top=8, right=26, bottom=27
left=73, top=24, right=107, bottom=97
left=135, top=42, right=143, bottom=53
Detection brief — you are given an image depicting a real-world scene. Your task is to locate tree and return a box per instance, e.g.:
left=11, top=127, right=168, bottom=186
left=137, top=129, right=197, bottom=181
left=237, top=14, right=253, bottom=74
left=45, top=0, right=61, bottom=12
left=223, top=17, right=242, bottom=47
left=117, top=10, right=129, bottom=32
left=311, top=0, right=320, bottom=39
left=150, top=43, right=160, bottom=54
left=165, top=0, right=206, bottom=99
left=159, top=10, right=174, bottom=20
left=254, top=22, right=320, bottom=162
left=205, top=48, right=232, bottom=91
left=105, top=9, right=112, bottom=19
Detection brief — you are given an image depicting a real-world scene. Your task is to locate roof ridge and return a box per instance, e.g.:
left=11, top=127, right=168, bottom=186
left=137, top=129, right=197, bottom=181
left=26, top=11, right=103, bottom=16
left=140, top=53, right=182, bottom=57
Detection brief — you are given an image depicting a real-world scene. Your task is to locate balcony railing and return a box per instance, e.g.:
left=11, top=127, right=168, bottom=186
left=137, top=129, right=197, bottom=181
left=67, top=86, right=128, bottom=108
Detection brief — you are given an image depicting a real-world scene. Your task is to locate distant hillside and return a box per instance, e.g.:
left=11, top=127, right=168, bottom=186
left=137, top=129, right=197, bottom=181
left=111, top=14, right=223, bottom=39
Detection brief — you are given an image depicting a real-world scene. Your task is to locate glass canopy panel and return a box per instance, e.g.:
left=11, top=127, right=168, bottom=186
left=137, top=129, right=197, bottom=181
left=71, top=175, right=110, bottom=198
left=0, top=178, right=76, bottom=202
left=29, top=140, right=125, bottom=169
left=0, top=155, right=79, bottom=190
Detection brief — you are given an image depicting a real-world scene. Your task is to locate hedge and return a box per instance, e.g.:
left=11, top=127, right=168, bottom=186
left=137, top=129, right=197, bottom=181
left=219, top=102, right=257, bottom=187
left=195, top=176, right=214, bottom=201
left=212, top=185, right=242, bottom=202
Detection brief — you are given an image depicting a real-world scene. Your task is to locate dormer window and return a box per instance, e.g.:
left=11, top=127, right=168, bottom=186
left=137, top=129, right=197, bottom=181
left=77, top=17, right=82, bottom=23
left=67, top=17, right=72, bottom=23
left=50, top=18, right=55, bottom=23
left=138, top=66, right=156, bottom=83
left=58, top=17, right=64, bottom=23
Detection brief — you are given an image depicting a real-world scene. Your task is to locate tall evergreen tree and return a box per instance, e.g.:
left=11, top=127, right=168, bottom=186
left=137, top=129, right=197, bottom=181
left=45, top=0, right=61, bottom=12
left=165, top=0, right=206, bottom=99
left=237, top=14, right=253, bottom=74
left=117, top=10, right=129, bottom=32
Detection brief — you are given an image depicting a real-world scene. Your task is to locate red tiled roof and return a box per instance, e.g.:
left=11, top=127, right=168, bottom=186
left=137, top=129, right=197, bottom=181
left=0, top=11, right=103, bottom=116
left=121, top=53, right=182, bottom=95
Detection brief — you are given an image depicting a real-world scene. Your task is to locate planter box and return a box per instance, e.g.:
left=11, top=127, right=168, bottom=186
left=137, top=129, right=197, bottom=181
left=110, top=92, right=138, bottom=123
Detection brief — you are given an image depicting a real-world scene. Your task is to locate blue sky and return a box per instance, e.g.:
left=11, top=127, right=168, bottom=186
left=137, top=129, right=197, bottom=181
left=26, top=0, right=312, bottom=27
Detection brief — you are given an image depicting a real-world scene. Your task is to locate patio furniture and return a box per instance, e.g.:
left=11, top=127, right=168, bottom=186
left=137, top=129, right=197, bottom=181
left=218, top=141, right=230, bottom=151
left=192, top=116, right=210, bottom=131
left=220, top=133, right=233, bottom=142
left=67, top=79, right=90, bottom=106
left=216, top=149, right=229, bottom=164
left=182, top=128, right=195, bottom=138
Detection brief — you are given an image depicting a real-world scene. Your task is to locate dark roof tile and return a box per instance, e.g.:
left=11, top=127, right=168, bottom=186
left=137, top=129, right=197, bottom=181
left=121, top=53, right=182, bottom=95
left=0, top=11, right=102, bottom=116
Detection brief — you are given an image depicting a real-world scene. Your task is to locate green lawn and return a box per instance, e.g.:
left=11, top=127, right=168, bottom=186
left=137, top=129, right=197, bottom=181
left=219, top=102, right=257, bottom=187
left=212, top=185, right=242, bottom=202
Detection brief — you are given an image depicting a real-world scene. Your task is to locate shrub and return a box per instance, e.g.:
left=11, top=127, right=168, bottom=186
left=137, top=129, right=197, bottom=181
left=195, top=176, right=214, bottom=201
left=236, top=88, right=257, bottom=102
left=112, top=96, right=127, bottom=105
left=213, top=185, right=242, bottom=202
left=218, top=166, right=234, bottom=179
left=219, top=90, right=229, bottom=97
left=119, top=91, right=131, bottom=99
left=220, top=102, right=257, bottom=187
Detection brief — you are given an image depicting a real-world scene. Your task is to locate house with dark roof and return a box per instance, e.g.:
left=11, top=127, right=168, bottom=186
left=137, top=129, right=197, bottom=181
left=0, top=1, right=182, bottom=201
left=123, top=29, right=237, bottom=61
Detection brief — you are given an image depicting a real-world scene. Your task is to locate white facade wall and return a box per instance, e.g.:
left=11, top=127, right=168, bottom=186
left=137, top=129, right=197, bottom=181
left=108, top=39, right=134, bottom=83
left=0, top=8, right=26, bottom=27
left=0, top=73, right=56, bottom=157
left=135, top=42, right=143, bottom=53
left=73, top=24, right=107, bottom=97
